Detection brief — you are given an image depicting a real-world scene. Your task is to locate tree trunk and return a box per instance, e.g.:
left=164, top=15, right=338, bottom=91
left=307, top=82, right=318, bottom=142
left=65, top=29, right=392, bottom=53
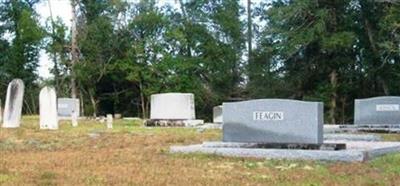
left=48, top=0, right=60, bottom=91
left=247, top=0, right=252, bottom=65
left=79, top=89, right=84, bottom=116
left=378, top=76, right=390, bottom=95
left=329, top=70, right=338, bottom=124
left=340, top=97, right=346, bottom=124
left=70, top=0, right=78, bottom=99
left=88, top=90, right=97, bottom=118
left=139, top=80, right=147, bottom=119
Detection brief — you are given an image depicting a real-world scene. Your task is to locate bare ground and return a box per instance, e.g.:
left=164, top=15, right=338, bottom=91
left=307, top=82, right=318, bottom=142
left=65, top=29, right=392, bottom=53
left=1, top=116, right=400, bottom=185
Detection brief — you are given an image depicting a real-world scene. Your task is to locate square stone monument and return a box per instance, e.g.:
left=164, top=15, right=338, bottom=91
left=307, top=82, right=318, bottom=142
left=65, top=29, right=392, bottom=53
left=354, top=96, right=400, bottom=125
left=145, top=93, right=203, bottom=127
left=58, top=98, right=80, bottom=118
left=170, top=99, right=400, bottom=162
left=223, top=99, right=323, bottom=144
left=213, top=105, right=223, bottom=123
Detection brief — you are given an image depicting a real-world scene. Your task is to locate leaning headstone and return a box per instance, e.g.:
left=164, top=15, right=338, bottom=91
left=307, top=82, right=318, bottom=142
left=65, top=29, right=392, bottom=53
left=39, top=87, right=58, bottom=130
left=223, top=99, right=323, bottom=144
left=57, top=98, right=80, bottom=118
left=354, top=96, right=400, bottom=125
left=213, top=105, right=223, bottom=123
left=2, top=79, right=24, bottom=128
left=106, top=114, right=113, bottom=129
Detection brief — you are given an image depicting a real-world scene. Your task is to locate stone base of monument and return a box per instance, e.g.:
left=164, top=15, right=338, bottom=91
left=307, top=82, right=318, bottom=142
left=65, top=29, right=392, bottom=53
left=324, top=134, right=381, bottom=141
left=196, top=123, right=223, bottom=129
left=144, top=119, right=204, bottom=127
left=58, top=116, right=84, bottom=120
left=170, top=140, right=400, bottom=162
left=201, top=141, right=347, bottom=150
left=324, top=124, right=400, bottom=133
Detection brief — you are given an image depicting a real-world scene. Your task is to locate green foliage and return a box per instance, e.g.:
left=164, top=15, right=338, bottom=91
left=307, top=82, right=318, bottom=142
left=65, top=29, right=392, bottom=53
left=0, top=0, right=44, bottom=114
left=1, top=0, right=398, bottom=123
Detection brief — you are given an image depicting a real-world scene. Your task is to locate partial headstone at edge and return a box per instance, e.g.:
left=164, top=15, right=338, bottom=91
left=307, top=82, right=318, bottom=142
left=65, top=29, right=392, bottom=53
left=0, top=99, right=2, bottom=124
left=354, top=96, right=400, bottom=125
left=2, top=79, right=24, bottom=128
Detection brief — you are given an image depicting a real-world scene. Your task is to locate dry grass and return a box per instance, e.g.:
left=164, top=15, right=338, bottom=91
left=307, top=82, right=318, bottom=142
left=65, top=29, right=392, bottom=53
left=1, top=116, right=400, bottom=185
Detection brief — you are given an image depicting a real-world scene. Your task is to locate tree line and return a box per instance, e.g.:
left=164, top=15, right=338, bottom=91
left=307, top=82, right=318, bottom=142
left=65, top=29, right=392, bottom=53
left=0, top=0, right=399, bottom=123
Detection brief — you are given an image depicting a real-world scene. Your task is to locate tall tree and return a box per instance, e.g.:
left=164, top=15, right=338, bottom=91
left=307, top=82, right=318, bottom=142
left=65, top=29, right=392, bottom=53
left=0, top=0, right=44, bottom=114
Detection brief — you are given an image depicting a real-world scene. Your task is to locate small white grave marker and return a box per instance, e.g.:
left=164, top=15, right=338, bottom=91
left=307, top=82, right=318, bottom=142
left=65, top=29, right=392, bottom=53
left=107, top=114, right=113, bottom=129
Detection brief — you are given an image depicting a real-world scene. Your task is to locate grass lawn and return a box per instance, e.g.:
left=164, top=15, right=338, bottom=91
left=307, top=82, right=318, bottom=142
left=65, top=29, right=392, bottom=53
left=1, top=116, right=400, bottom=185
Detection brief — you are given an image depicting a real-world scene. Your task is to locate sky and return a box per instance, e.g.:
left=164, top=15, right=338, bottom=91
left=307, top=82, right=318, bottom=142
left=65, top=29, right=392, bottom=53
left=35, top=0, right=258, bottom=79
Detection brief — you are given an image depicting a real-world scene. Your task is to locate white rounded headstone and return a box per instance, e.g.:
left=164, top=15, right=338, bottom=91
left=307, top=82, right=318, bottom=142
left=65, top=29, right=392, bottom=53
left=40, top=87, right=58, bottom=130
left=150, top=93, right=195, bottom=120
left=2, top=79, right=24, bottom=128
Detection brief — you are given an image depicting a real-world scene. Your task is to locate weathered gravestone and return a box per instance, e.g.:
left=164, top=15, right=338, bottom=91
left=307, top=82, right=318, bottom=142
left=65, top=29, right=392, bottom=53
left=354, top=96, right=400, bottom=125
left=57, top=98, right=79, bottom=127
left=106, top=114, right=113, bottom=129
left=150, top=93, right=195, bottom=120
left=223, top=99, right=323, bottom=144
left=39, top=87, right=58, bottom=130
left=57, top=98, right=80, bottom=118
left=2, top=79, right=24, bottom=128
left=146, top=93, right=203, bottom=127
left=213, top=105, right=223, bottom=123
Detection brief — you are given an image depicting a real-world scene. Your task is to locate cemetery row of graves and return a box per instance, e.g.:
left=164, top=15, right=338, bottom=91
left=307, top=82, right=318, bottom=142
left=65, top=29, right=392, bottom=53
left=1, top=78, right=400, bottom=163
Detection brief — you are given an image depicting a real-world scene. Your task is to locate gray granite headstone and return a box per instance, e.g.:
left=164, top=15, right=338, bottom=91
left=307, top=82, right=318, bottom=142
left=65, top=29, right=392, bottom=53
left=57, top=98, right=80, bottom=117
left=354, top=96, right=400, bottom=125
left=2, top=79, right=24, bottom=128
left=213, top=105, right=223, bottom=123
left=223, top=99, right=323, bottom=144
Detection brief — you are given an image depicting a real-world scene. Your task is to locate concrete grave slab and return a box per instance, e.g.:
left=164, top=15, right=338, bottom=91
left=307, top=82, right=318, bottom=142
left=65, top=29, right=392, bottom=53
left=170, top=140, right=400, bottom=162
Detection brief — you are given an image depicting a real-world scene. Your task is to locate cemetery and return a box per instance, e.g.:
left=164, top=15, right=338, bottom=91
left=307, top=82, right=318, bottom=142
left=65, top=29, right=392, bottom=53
left=1, top=0, right=400, bottom=185
left=1, top=77, right=400, bottom=184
